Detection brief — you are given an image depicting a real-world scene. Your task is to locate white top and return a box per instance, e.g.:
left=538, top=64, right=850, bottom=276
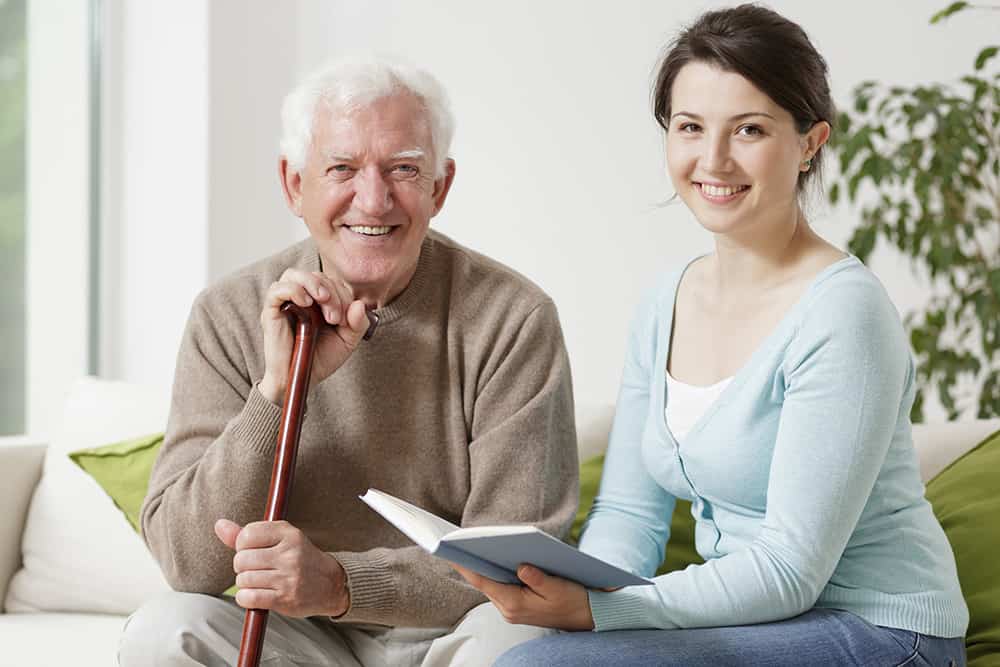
left=664, top=371, right=733, bottom=442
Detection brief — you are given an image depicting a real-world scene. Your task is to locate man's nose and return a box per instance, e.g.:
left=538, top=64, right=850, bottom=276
left=353, top=168, right=393, bottom=217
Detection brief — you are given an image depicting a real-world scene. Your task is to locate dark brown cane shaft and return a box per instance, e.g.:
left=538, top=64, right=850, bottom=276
left=236, top=302, right=324, bottom=667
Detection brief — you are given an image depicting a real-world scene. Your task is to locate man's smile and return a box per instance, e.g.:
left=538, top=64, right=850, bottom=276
left=346, top=224, right=394, bottom=237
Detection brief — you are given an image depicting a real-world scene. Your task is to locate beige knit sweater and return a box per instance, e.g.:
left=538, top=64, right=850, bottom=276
left=140, top=230, right=579, bottom=628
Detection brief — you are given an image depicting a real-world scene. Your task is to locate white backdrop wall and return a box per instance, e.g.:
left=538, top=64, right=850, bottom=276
left=102, top=0, right=998, bottom=416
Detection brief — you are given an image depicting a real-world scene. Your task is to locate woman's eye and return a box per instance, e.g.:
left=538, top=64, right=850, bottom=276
left=677, top=122, right=701, bottom=133
left=737, top=125, right=764, bottom=137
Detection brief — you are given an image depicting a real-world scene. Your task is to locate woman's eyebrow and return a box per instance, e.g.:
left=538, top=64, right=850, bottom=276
left=671, top=111, right=776, bottom=121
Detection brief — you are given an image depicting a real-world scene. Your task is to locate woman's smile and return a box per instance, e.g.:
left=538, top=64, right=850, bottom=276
left=694, top=182, right=751, bottom=204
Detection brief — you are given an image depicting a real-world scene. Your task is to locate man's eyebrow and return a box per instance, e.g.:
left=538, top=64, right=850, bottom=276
left=670, top=111, right=777, bottom=121
left=390, top=149, right=426, bottom=161
left=323, top=149, right=427, bottom=162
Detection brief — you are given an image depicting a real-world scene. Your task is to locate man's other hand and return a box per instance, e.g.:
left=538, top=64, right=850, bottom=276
left=214, top=518, right=350, bottom=618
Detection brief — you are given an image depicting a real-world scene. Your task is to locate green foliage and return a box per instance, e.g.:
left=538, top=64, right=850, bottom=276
left=830, top=5, right=1000, bottom=421
left=0, top=0, right=27, bottom=435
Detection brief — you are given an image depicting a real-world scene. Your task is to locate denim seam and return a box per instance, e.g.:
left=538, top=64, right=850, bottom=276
left=893, top=632, right=921, bottom=667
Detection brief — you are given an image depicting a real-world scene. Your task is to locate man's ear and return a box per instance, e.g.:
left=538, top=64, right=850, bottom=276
left=431, top=159, right=456, bottom=217
left=279, top=157, right=304, bottom=217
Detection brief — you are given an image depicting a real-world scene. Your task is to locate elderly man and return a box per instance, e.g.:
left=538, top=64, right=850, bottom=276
left=118, top=60, right=578, bottom=666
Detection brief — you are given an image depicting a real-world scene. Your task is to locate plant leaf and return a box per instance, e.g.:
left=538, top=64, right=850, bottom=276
left=930, top=1, right=969, bottom=24
left=975, top=46, right=999, bottom=71
left=848, top=224, right=878, bottom=261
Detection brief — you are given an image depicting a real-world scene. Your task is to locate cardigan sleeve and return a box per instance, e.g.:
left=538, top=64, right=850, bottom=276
left=587, top=274, right=912, bottom=631
left=578, top=287, right=677, bottom=577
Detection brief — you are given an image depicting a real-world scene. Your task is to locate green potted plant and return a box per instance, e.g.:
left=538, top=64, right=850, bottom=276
left=832, top=1, right=999, bottom=421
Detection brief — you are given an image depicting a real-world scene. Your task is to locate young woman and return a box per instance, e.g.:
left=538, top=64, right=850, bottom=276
left=454, top=5, right=970, bottom=666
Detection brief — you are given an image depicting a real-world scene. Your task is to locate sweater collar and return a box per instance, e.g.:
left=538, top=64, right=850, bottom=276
left=309, top=233, right=435, bottom=327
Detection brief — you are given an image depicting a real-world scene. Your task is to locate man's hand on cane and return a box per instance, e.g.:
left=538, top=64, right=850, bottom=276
left=217, top=269, right=367, bottom=622
left=258, top=268, right=371, bottom=405
left=215, top=519, right=350, bottom=618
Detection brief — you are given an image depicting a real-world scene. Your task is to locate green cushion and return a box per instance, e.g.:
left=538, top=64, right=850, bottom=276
left=570, top=454, right=703, bottom=575
left=69, top=433, right=163, bottom=533
left=926, top=428, right=1000, bottom=665
left=69, top=433, right=238, bottom=597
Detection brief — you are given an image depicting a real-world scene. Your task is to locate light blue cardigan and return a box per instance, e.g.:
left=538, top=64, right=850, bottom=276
left=579, top=255, right=969, bottom=637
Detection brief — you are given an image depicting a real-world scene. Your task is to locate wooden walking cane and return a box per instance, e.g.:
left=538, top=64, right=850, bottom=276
left=235, top=301, right=377, bottom=667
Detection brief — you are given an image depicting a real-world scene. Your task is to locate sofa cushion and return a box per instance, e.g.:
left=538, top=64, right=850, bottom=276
left=0, top=441, right=45, bottom=608
left=0, top=612, right=127, bottom=667
left=913, top=419, right=1000, bottom=483
left=3, top=377, right=171, bottom=615
left=926, top=427, right=1000, bottom=664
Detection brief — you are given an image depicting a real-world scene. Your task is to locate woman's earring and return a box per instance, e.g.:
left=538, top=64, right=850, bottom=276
left=801, top=157, right=813, bottom=171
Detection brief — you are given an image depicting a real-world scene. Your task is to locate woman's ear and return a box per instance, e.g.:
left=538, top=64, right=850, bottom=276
left=801, top=120, right=832, bottom=164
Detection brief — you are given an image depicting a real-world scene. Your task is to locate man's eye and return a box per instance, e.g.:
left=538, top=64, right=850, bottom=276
left=391, top=164, right=419, bottom=178
left=330, top=165, right=353, bottom=174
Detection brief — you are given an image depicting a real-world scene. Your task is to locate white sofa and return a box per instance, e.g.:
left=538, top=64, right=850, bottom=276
left=1, top=377, right=997, bottom=666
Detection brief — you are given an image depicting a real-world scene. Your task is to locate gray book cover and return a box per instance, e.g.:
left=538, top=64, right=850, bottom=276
left=360, top=488, right=652, bottom=589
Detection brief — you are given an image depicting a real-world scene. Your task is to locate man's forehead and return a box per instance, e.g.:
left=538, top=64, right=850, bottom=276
left=312, top=96, right=434, bottom=158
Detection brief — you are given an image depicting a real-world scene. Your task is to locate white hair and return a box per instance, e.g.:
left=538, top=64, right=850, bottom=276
left=280, top=58, right=455, bottom=178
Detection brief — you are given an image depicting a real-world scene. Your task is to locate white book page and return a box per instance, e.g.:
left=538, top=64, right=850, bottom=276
left=445, top=525, right=538, bottom=540
left=360, top=489, right=461, bottom=551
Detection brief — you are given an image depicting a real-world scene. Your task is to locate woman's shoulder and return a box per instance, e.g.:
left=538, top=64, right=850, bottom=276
left=793, top=255, right=906, bottom=347
left=803, top=255, right=895, bottom=313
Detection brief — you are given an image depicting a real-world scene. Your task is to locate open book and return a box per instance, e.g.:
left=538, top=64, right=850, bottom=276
left=360, top=488, right=652, bottom=588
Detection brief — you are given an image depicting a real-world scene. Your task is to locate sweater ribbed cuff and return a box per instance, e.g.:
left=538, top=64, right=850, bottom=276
left=332, top=551, right=396, bottom=623
left=229, top=384, right=284, bottom=457
left=589, top=587, right=670, bottom=632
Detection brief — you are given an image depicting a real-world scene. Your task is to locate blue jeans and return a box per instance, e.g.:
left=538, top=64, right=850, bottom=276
left=494, top=608, right=966, bottom=666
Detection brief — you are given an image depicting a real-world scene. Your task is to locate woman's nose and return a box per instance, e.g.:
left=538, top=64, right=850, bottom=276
left=700, top=135, right=732, bottom=173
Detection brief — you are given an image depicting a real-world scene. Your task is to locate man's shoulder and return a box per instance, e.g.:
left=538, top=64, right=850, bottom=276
left=427, top=229, right=553, bottom=310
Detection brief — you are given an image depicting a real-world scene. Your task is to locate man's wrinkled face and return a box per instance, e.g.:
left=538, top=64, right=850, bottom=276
left=283, top=92, right=452, bottom=304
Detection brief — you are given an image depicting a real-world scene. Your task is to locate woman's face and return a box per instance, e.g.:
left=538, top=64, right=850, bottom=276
left=665, top=62, right=823, bottom=237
